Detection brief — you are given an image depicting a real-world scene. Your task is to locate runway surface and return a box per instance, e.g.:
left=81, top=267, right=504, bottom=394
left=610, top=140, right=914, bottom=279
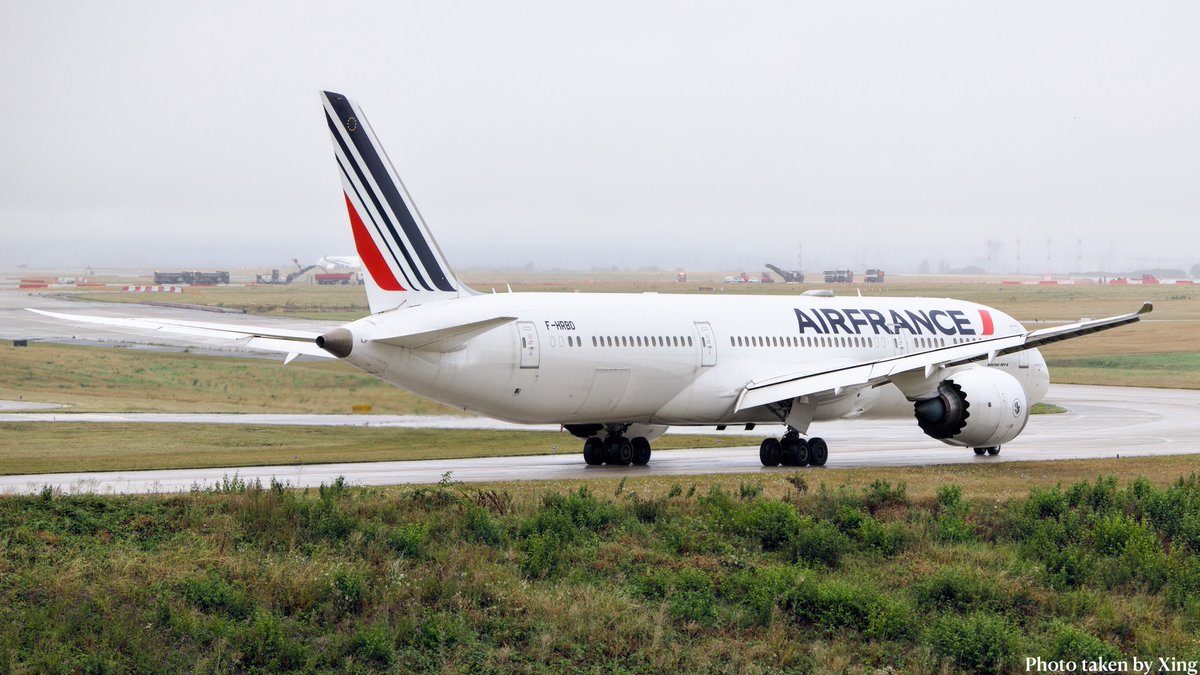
left=1, top=384, right=1197, bottom=495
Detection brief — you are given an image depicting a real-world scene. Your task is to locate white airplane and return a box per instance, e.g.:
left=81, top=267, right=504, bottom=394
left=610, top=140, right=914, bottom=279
left=31, top=91, right=1152, bottom=468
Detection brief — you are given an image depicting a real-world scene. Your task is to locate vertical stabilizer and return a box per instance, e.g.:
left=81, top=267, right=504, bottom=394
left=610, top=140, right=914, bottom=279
left=321, top=91, right=471, bottom=312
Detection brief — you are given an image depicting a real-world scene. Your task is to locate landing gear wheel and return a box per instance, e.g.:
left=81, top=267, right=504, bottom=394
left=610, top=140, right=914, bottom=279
left=808, top=437, right=828, bottom=467
left=759, top=438, right=781, bottom=467
left=583, top=437, right=605, bottom=465
left=781, top=437, right=809, bottom=466
left=607, top=437, right=634, bottom=465
left=631, top=437, right=652, bottom=466
left=973, top=447, right=986, bottom=456
left=986, top=446, right=1001, bottom=456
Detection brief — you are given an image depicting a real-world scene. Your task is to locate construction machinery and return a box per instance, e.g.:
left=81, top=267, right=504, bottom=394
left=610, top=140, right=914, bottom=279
left=823, top=269, right=854, bottom=283
left=765, top=263, right=804, bottom=283
left=864, top=268, right=886, bottom=283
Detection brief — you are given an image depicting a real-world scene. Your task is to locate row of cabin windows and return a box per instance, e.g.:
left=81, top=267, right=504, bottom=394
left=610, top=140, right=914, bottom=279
left=543, top=335, right=583, bottom=348
left=731, top=335, right=877, bottom=349
left=729, top=335, right=988, bottom=350
left=591, top=335, right=694, bottom=348
left=535, top=333, right=986, bottom=351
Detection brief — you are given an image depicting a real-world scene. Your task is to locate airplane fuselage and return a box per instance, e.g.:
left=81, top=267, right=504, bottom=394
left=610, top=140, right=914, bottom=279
left=337, top=292, right=1049, bottom=428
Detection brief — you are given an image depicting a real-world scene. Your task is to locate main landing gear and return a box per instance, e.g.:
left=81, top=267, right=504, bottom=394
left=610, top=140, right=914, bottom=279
left=759, top=429, right=828, bottom=467
left=582, top=434, right=652, bottom=466
left=973, top=446, right=1001, bottom=456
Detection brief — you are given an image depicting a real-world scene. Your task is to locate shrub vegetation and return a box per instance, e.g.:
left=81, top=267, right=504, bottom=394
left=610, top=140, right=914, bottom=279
left=2, top=472, right=1200, bottom=672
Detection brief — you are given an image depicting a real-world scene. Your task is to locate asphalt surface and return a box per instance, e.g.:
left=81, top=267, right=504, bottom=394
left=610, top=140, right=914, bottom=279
left=1, top=384, right=1197, bottom=494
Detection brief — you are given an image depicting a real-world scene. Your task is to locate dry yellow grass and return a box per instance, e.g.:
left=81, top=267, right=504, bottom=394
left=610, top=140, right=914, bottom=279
left=460, top=453, right=1200, bottom=506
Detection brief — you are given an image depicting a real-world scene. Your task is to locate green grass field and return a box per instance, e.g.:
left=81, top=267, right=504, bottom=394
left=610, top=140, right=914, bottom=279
left=0, top=343, right=461, bottom=414
left=0, top=425, right=736, bottom=475
left=4, top=464, right=1200, bottom=672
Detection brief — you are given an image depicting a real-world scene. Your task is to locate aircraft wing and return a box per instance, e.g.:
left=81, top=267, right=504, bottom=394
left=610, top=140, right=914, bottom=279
left=25, top=308, right=333, bottom=362
left=734, top=302, right=1152, bottom=412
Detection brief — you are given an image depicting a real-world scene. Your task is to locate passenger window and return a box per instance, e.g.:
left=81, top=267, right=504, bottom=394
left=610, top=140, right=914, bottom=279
left=687, top=336, right=693, bottom=347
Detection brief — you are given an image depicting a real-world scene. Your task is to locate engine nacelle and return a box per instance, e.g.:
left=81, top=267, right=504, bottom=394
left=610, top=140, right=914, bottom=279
left=913, top=367, right=1029, bottom=448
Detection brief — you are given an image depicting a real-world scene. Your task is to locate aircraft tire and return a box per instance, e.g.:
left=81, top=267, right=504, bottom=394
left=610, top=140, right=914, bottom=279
left=631, top=437, right=652, bottom=466
left=795, top=440, right=812, bottom=467
left=808, top=437, right=828, bottom=467
left=973, top=447, right=986, bottom=456
left=987, top=446, right=1001, bottom=456
left=608, top=438, right=634, bottom=465
left=583, top=437, right=605, bottom=465
left=780, top=437, right=803, bottom=466
left=759, top=438, right=782, bottom=467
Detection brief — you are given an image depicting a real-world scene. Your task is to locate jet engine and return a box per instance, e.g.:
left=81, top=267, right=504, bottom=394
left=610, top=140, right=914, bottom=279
left=913, top=367, right=1029, bottom=448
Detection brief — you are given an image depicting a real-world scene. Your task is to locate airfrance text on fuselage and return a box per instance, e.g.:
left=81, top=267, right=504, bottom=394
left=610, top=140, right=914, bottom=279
left=793, top=308, right=995, bottom=336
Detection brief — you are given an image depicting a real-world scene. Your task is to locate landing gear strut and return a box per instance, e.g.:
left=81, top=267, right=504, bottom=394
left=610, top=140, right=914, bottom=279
left=760, top=429, right=828, bottom=467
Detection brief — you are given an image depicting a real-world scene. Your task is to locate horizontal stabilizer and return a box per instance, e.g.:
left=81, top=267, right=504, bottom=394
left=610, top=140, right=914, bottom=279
left=375, top=316, right=516, bottom=352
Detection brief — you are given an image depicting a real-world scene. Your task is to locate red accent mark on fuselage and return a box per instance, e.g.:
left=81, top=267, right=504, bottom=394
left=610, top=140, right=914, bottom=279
left=344, top=192, right=405, bottom=291
left=979, top=309, right=995, bottom=335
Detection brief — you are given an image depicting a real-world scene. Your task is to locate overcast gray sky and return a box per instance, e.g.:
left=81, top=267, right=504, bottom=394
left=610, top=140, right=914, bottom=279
left=1, top=1, right=1197, bottom=274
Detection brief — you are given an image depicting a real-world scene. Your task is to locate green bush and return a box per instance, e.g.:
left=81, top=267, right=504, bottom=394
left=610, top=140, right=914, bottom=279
left=463, top=506, right=503, bottom=545
left=667, top=568, right=718, bottom=626
left=914, top=567, right=1002, bottom=613
left=238, top=611, right=309, bottom=671
left=1045, top=620, right=1123, bottom=663
left=857, top=517, right=909, bottom=557
left=1166, top=553, right=1200, bottom=610
left=862, top=479, right=908, bottom=512
left=936, top=484, right=963, bottom=511
left=349, top=624, right=396, bottom=667
left=927, top=612, right=1022, bottom=675
left=627, top=495, right=666, bottom=524
left=519, top=532, right=562, bottom=579
left=720, top=566, right=801, bottom=627
left=739, top=500, right=802, bottom=551
left=1025, top=485, right=1068, bottom=521
left=833, top=504, right=866, bottom=534
left=328, top=566, right=367, bottom=615
left=389, top=522, right=427, bottom=558
left=785, top=577, right=913, bottom=640
left=180, top=571, right=254, bottom=620
left=787, top=518, right=849, bottom=568
left=518, top=487, right=625, bottom=578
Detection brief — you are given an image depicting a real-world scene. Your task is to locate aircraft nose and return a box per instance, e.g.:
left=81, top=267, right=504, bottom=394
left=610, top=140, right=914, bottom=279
left=316, top=327, right=354, bottom=358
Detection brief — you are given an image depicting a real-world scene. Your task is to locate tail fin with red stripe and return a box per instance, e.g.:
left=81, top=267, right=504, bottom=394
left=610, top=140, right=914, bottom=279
left=321, top=91, right=471, bottom=312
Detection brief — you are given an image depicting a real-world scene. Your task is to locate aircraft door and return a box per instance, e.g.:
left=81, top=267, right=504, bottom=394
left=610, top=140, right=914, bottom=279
left=1018, top=350, right=1030, bottom=369
left=694, top=321, right=717, bottom=367
left=517, top=321, right=540, bottom=368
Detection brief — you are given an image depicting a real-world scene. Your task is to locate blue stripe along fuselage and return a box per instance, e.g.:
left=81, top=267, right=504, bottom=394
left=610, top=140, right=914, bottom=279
left=794, top=308, right=976, bottom=336
left=323, top=93, right=456, bottom=293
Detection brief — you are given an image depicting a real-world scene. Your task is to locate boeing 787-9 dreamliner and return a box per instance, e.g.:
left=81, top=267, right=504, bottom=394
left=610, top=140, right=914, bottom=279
left=31, top=91, right=1151, bottom=468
